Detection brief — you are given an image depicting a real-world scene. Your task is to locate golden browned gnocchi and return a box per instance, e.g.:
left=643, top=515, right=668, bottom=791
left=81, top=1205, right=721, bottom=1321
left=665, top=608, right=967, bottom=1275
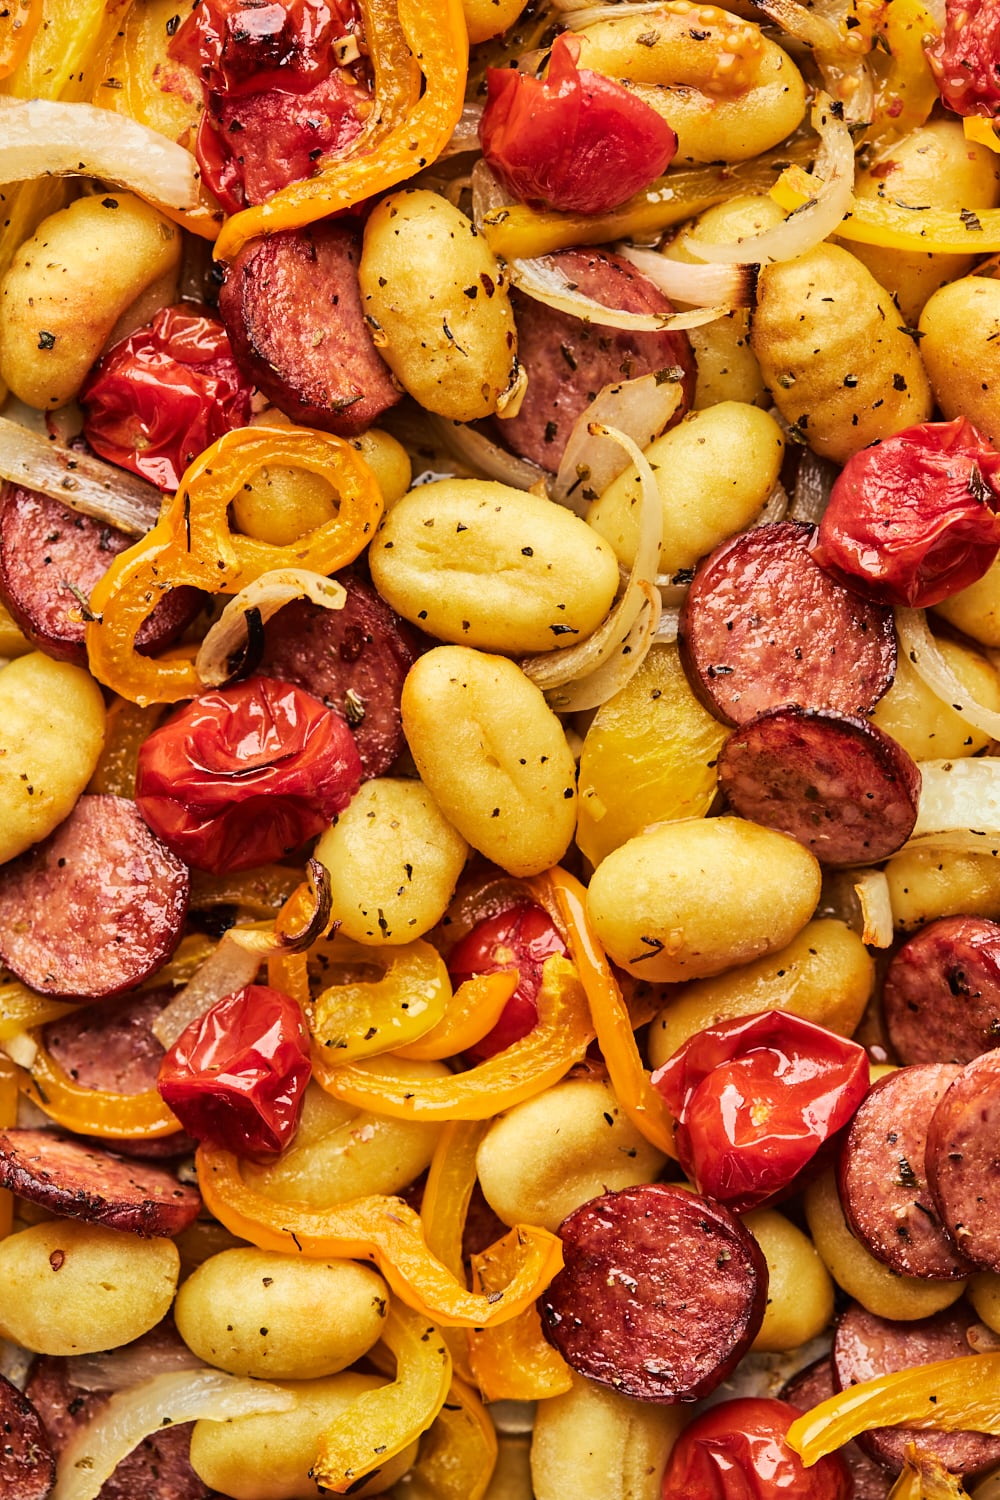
left=531, top=1371, right=686, bottom=1500
left=743, top=1208, right=833, bottom=1352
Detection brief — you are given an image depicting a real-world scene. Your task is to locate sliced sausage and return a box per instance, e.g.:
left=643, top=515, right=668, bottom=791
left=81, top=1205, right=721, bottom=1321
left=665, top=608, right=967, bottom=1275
left=717, top=706, right=921, bottom=866
left=927, top=1050, right=1000, bottom=1273
left=837, top=1064, right=972, bottom=1280
left=43, top=989, right=194, bottom=1161
left=781, top=1357, right=891, bottom=1500
left=0, top=795, right=189, bottom=999
left=883, top=917, right=1000, bottom=1065
left=0, top=485, right=202, bottom=666
left=258, top=571, right=421, bottom=777
left=501, top=248, right=695, bottom=471
left=539, top=1181, right=767, bottom=1402
left=218, top=221, right=400, bottom=437
left=0, top=1372, right=56, bottom=1500
left=0, top=1129, right=201, bottom=1237
left=679, top=520, right=897, bottom=727
left=833, top=1301, right=1000, bottom=1475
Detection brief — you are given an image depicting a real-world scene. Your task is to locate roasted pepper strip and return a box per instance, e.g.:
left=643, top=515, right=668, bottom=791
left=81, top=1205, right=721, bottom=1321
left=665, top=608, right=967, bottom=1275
left=0, top=0, right=43, bottom=78
left=311, top=1299, right=452, bottom=1493
left=421, top=1120, right=487, bottom=1382
left=86, top=426, right=382, bottom=705
left=786, top=1355, right=1000, bottom=1466
left=866, top=0, right=939, bottom=155
left=0, top=1054, right=17, bottom=1237
left=87, top=697, right=165, bottom=798
left=468, top=1237, right=573, bottom=1402
left=772, top=170, right=1000, bottom=254
left=537, top=868, right=678, bottom=1159
left=400, top=1376, right=498, bottom=1500
left=887, top=1449, right=970, bottom=1499
left=197, top=1146, right=564, bottom=1328
left=394, top=972, right=518, bottom=1062
left=311, top=955, right=594, bottom=1120
left=20, top=1032, right=183, bottom=1139
left=0, top=981, right=79, bottom=1041
left=213, top=0, right=467, bottom=260
left=309, top=937, right=451, bottom=1062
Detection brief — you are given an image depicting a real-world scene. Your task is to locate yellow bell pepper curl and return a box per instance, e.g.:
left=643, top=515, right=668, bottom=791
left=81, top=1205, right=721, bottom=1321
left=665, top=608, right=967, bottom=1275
left=86, top=426, right=383, bottom=705
left=310, top=1300, right=452, bottom=1493
left=310, top=954, right=594, bottom=1120
left=400, top=1376, right=499, bottom=1500
left=421, top=1119, right=486, bottom=1383
left=866, top=0, right=940, bottom=156
left=309, top=936, right=451, bottom=1063
left=20, top=1032, right=183, bottom=1140
left=0, top=0, right=43, bottom=79
left=0, top=979, right=79, bottom=1041
left=786, top=1354, right=1000, bottom=1466
left=395, top=971, right=518, bottom=1062
left=536, top=868, right=678, bottom=1159
left=197, top=1146, right=563, bottom=1329
left=0, top=1054, right=18, bottom=1237
left=468, top=1236, right=573, bottom=1402
left=772, top=167, right=1000, bottom=255
left=213, top=0, right=468, bottom=261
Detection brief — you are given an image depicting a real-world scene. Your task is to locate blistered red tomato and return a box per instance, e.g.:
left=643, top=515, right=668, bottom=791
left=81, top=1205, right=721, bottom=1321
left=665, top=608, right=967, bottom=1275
left=480, top=32, right=677, bottom=216
left=135, top=676, right=362, bottom=875
left=661, top=1398, right=852, bottom=1500
left=169, top=0, right=359, bottom=96
left=158, top=984, right=312, bottom=1157
left=927, top=0, right=1000, bottom=118
left=447, top=904, right=567, bottom=1060
left=811, top=416, right=1000, bottom=609
left=651, top=1010, right=869, bottom=1213
left=80, top=304, right=254, bottom=491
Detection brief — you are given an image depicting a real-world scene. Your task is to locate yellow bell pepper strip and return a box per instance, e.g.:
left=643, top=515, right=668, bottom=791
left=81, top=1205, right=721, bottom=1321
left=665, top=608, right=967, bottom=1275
left=964, top=117, right=1000, bottom=153
left=786, top=1354, right=1000, bottom=1466
left=771, top=169, right=1000, bottom=255
left=537, top=868, right=678, bottom=1159
left=399, top=1376, right=498, bottom=1500
left=197, top=1145, right=564, bottom=1328
left=87, top=697, right=165, bottom=798
left=266, top=879, right=317, bottom=1004
left=309, top=936, right=451, bottom=1063
left=86, top=426, right=383, bottom=705
left=468, top=1237, right=573, bottom=1402
left=0, top=0, right=42, bottom=79
left=213, top=0, right=468, bottom=261
left=310, top=1299, right=452, bottom=1493
left=310, top=954, right=594, bottom=1120
left=0, top=979, right=79, bottom=1040
left=395, top=971, right=518, bottom=1062
left=190, top=865, right=305, bottom=921
left=20, top=1031, right=183, bottom=1139
left=866, top=0, right=940, bottom=156
left=0, top=1053, right=17, bottom=1237
left=226, top=861, right=332, bottom=961
left=421, top=1119, right=486, bottom=1383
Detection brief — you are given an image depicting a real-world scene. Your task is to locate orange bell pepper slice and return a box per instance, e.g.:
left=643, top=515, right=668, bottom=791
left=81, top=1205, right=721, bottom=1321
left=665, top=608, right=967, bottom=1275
left=197, top=1145, right=563, bottom=1329
left=0, top=1054, right=17, bottom=1237
left=20, top=1031, right=183, bottom=1140
left=213, top=0, right=467, bottom=260
left=535, top=867, right=678, bottom=1159
left=468, top=1236, right=573, bottom=1402
left=394, top=971, right=518, bottom=1062
left=421, top=1119, right=487, bottom=1383
left=0, top=0, right=43, bottom=79
left=400, top=1376, right=498, bottom=1500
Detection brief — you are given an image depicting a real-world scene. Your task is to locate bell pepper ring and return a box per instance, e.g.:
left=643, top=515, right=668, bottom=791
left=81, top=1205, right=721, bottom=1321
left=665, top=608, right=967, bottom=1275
left=86, top=425, right=383, bottom=705
left=310, top=1299, right=452, bottom=1493
left=21, top=1030, right=184, bottom=1140
left=196, top=1144, right=564, bottom=1328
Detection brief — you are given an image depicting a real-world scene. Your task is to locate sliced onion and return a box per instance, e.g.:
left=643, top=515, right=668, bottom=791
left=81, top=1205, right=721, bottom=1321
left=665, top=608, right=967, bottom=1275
left=789, top=447, right=838, bottom=525
left=152, top=933, right=263, bottom=1050
left=681, top=94, right=855, bottom=266
left=441, top=100, right=484, bottom=158
left=0, top=416, right=161, bottom=535
left=1, top=1031, right=37, bottom=1069
left=425, top=414, right=548, bottom=491
left=0, top=99, right=200, bottom=212
left=470, top=157, right=514, bottom=230
left=66, top=1344, right=204, bottom=1393
left=754, top=479, right=791, bottom=528
left=907, top=760, right=1000, bottom=851
left=227, top=859, right=333, bottom=957
left=616, top=244, right=759, bottom=308
left=52, top=1370, right=296, bottom=1500
left=852, top=869, right=894, bottom=948
left=521, top=423, right=662, bottom=708
left=508, top=254, right=730, bottom=331
left=195, top=568, right=346, bottom=687
left=749, top=0, right=874, bottom=125
left=896, top=608, right=1000, bottom=742
left=655, top=606, right=680, bottom=644
left=552, top=372, right=683, bottom=516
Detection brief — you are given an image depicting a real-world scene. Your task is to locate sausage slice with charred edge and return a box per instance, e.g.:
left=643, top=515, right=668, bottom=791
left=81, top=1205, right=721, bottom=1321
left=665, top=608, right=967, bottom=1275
left=0, top=794, right=189, bottom=999
left=679, top=520, right=897, bottom=727
left=0, top=1372, right=56, bottom=1500
left=0, top=1129, right=201, bottom=1237
left=927, top=1050, right=1000, bottom=1272
left=837, top=1064, right=972, bottom=1281
left=883, top=916, right=1000, bottom=1065
left=717, top=706, right=921, bottom=866
left=539, top=1181, right=767, bottom=1402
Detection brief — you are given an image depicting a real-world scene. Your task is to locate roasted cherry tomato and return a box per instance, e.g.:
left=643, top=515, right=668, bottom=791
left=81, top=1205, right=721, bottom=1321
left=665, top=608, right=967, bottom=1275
left=447, top=903, right=567, bottom=1060
left=811, top=417, right=1000, bottom=609
left=169, top=0, right=359, bottom=96
left=157, top=984, right=311, bottom=1157
left=927, top=0, right=1000, bottom=117
left=651, top=1010, right=870, bottom=1213
left=80, top=304, right=254, bottom=492
left=480, top=33, right=677, bottom=216
left=135, top=675, right=362, bottom=875
left=661, top=1398, right=852, bottom=1500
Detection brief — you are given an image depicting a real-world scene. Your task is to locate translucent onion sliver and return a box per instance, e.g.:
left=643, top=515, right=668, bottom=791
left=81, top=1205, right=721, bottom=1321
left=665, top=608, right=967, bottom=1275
left=616, top=244, right=759, bottom=308
left=852, top=869, right=894, bottom=948
left=195, top=568, right=347, bottom=686
left=508, top=254, right=730, bottom=331
left=425, top=414, right=548, bottom=492
left=0, top=416, right=161, bottom=536
left=896, top=607, right=1000, bottom=742
left=909, top=759, right=1000, bottom=845
left=152, top=932, right=263, bottom=1049
left=551, top=372, right=682, bottom=516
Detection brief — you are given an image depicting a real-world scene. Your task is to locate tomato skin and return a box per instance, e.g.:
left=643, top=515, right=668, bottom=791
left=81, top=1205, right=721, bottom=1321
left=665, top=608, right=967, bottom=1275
left=811, top=417, right=1000, bottom=609
left=927, top=0, right=1000, bottom=118
left=80, top=304, right=254, bottom=492
left=158, top=984, right=312, bottom=1158
left=135, top=676, right=363, bottom=875
left=480, top=33, right=677, bottom=216
left=661, top=1398, right=852, bottom=1500
left=169, top=0, right=359, bottom=97
left=651, top=1010, right=869, bottom=1213
left=446, top=904, right=567, bottom=1060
